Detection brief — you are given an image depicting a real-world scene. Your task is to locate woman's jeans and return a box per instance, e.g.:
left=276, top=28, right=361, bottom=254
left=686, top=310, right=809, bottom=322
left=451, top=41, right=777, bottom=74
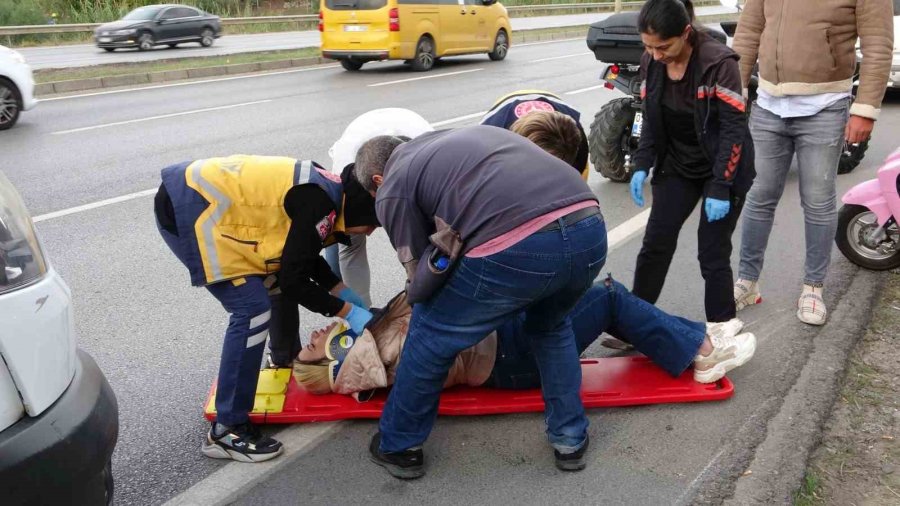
left=632, top=170, right=744, bottom=322
left=487, top=277, right=706, bottom=389
left=379, top=214, right=607, bottom=455
left=739, top=99, right=849, bottom=286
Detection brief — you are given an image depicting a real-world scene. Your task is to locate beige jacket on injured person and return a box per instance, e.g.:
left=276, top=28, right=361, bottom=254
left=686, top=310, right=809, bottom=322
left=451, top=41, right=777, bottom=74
left=325, top=292, right=496, bottom=395
left=733, top=0, right=894, bottom=119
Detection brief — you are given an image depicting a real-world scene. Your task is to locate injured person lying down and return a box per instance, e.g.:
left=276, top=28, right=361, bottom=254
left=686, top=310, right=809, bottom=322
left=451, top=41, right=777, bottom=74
left=293, top=276, right=757, bottom=397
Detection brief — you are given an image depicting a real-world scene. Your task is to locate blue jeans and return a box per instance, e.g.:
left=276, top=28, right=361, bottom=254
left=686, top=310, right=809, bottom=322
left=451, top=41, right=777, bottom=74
left=379, top=214, right=607, bottom=454
left=739, top=99, right=849, bottom=285
left=157, top=220, right=275, bottom=426
left=487, top=277, right=706, bottom=389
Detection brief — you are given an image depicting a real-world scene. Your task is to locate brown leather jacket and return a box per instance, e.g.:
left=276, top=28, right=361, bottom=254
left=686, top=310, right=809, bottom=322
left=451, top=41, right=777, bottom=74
left=330, top=292, right=497, bottom=396
left=733, top=0, right=894, bottom=119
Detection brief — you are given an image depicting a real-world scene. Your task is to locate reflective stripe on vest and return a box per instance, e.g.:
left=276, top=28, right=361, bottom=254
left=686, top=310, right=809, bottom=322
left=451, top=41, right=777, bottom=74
left=188, top=159, right=228, bottom=281
left=297, top=159, right=312, bottom=187
left=184, top=156, right=325, bottom=284
left=480, top=90, right=576, bottom=126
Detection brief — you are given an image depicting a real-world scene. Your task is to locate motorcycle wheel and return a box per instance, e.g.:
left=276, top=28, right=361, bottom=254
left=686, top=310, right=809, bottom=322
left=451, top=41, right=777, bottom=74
left=589, top=97, right=636, bottom=182
left=835, top=204, right=900, bottom=270
left=838, top=140, right=869, bottom=175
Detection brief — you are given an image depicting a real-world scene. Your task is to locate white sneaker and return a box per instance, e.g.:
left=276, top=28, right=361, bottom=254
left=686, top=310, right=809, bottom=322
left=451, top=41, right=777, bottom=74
left=693, top=331, right=757, bottom=384
left=706, top=318, right=744, bottom=341
left=734, top=279, right=762, bottom=311
left=797, top=284, right=827, bottom=326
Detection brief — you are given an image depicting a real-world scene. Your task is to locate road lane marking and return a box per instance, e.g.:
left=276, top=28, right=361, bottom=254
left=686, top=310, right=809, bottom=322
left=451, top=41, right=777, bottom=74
left=162, top=422, right=342, bottom=506
left=431, top=111, right=486, bottom=127
left=565, top=84, right=606, bottom=95
left=51, top=100, right=272, bottom=135
left=516, top=37, right=582, bottom=47
left=367, top=68, right=483, bottom=87
left=607, top=209, right=652, bottom=251
left=33, top=111, right=485, bottom=222
left=33, top=188, right=158, bottom=223
left=530, top=52, right=591, bottom=63
left=39, top=65, right=341, bottom=102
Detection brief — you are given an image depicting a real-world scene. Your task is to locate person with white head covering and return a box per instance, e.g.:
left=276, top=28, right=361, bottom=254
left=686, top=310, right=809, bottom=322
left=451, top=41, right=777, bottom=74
left=323, top=108, right=433, bottom=308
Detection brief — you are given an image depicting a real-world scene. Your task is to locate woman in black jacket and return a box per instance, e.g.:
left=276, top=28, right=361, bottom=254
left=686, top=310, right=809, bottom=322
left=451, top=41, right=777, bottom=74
left=628, top=0, right=755, bottom=324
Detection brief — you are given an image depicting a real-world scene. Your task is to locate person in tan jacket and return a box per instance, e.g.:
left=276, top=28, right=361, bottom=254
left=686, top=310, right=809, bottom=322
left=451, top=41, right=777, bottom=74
left=732, top=0, right=894, bottom=325
left=293, top=278, right=757, bottom=402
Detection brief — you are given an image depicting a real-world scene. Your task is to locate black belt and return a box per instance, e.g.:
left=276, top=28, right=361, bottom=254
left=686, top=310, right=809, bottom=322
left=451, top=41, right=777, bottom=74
left=539, top=206, right=602, bottom=232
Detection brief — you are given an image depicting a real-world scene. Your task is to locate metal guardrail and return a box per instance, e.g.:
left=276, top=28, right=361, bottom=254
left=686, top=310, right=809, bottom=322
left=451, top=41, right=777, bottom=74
left=0, top=0, right=720, bottom=37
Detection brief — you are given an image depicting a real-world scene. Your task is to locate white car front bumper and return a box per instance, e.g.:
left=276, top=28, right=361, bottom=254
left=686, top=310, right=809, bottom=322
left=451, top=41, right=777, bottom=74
left=5, top=57, right=37, bottom=111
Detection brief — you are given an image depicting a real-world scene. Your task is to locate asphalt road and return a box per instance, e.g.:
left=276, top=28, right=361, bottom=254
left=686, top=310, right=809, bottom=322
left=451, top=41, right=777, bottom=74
left=1, top=36, right=896, bottom=505
left=13, top=5, right=734, bottom=70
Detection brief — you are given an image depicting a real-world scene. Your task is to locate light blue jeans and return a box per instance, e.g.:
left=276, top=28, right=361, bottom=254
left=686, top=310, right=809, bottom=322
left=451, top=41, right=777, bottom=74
left=323, top=234, right=372, bottom=308
left=739, top=99, right=849, bottom=286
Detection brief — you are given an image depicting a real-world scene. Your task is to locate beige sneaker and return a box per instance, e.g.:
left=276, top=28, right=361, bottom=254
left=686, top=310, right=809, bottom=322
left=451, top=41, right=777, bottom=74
left=693, top=330, right=757, bottom=384
left=706, top=318, right=744, bottom=341
left=797, top=284, right=827, bottom=326
left=734, top=279, right=762, bottom=311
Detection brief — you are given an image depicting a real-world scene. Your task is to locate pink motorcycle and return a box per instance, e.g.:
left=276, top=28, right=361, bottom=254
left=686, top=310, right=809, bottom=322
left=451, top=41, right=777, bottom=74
left=836, top=148, right=900, bottom=270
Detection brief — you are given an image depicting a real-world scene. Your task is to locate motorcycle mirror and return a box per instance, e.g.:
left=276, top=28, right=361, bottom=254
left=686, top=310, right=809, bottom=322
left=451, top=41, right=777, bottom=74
left=719, top=0, right=739, bottom=9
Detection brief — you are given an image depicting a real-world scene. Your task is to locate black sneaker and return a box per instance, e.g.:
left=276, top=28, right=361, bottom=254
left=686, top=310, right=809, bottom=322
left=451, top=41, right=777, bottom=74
left=368, top=432, right=425, bottom=479
left=202, top=422, right=284, bottom=463
left=554, top=433, right=589, bottom=471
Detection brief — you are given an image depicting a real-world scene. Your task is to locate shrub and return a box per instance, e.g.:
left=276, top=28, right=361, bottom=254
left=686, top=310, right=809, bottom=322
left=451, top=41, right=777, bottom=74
left=0, top=0, right=49, bottom=27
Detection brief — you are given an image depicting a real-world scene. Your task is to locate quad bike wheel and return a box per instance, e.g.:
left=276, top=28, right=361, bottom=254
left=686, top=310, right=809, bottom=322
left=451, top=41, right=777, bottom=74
left=588, top=97, right=637, bottom=182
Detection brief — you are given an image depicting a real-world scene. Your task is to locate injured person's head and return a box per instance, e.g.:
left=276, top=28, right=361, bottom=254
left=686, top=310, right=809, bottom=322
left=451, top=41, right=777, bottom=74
left=293, top=322, right=347, bottom=395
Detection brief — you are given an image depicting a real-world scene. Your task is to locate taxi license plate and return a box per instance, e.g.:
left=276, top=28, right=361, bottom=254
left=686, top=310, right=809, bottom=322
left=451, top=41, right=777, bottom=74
left=631, top=112, right=644, bottom=138
left=99, top=37, right=112, bottom=42
left=343, top=25, right=367, bottom=32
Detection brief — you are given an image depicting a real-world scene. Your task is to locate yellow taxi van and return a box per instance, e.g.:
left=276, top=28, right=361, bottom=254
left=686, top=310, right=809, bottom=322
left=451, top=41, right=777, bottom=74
left=318, top=0, right=511, bottom=71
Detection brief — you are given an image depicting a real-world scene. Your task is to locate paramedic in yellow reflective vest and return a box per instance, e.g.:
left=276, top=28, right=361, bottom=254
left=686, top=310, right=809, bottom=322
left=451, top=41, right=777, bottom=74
left=480, top=90, right=591, bottom=181
left=153, top=155, right=378, bottom=463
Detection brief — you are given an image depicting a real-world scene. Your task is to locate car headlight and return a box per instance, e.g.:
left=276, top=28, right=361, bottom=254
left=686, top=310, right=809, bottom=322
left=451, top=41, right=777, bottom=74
left=111, top=29, right=137, bottom=36
left=0, top=172, right=47, bottom=295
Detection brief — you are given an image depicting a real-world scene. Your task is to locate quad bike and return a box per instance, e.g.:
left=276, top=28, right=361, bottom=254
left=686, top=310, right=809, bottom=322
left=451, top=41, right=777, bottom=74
left=584, top=12, right=868, bottom=182
left=835, top=148, right=900, bottom=270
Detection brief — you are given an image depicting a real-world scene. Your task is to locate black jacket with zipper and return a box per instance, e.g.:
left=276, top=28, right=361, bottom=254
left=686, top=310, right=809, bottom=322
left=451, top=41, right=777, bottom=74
left=633, top=31, right=755, bottom=200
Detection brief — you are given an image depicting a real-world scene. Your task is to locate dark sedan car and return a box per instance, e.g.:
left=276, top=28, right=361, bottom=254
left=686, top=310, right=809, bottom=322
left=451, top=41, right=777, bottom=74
left=94, top=4, right=221, bottom=52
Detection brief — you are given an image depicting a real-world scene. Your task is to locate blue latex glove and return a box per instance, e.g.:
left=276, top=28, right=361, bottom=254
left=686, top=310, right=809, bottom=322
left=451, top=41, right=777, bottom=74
left=345, top=304, right=373, bottom=334
left=338, top=286, right=368, bottom=310
left=704, top=197, right=731, bottom=222
left=630, top=171, right=648, bottom=207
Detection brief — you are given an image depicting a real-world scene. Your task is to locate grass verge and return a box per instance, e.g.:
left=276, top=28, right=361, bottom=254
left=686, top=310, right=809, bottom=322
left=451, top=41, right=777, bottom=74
left=795, top=269, right=900, bottom=505
left=33, top=46, right=320, bottom=83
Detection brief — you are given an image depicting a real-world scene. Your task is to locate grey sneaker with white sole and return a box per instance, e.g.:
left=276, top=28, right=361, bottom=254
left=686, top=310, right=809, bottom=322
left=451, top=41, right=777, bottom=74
left=202, top=422, right=284, bottom=463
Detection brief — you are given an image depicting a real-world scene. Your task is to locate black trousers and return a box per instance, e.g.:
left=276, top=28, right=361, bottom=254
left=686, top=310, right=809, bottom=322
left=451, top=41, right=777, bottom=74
left=266, top=275, right=303, bottom=367
left=632, top=170, right=744, bottom=322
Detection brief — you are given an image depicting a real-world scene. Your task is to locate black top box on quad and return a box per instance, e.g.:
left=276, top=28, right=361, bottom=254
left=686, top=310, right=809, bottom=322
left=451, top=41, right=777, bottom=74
left=582, top=12, right=727, bottom=182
